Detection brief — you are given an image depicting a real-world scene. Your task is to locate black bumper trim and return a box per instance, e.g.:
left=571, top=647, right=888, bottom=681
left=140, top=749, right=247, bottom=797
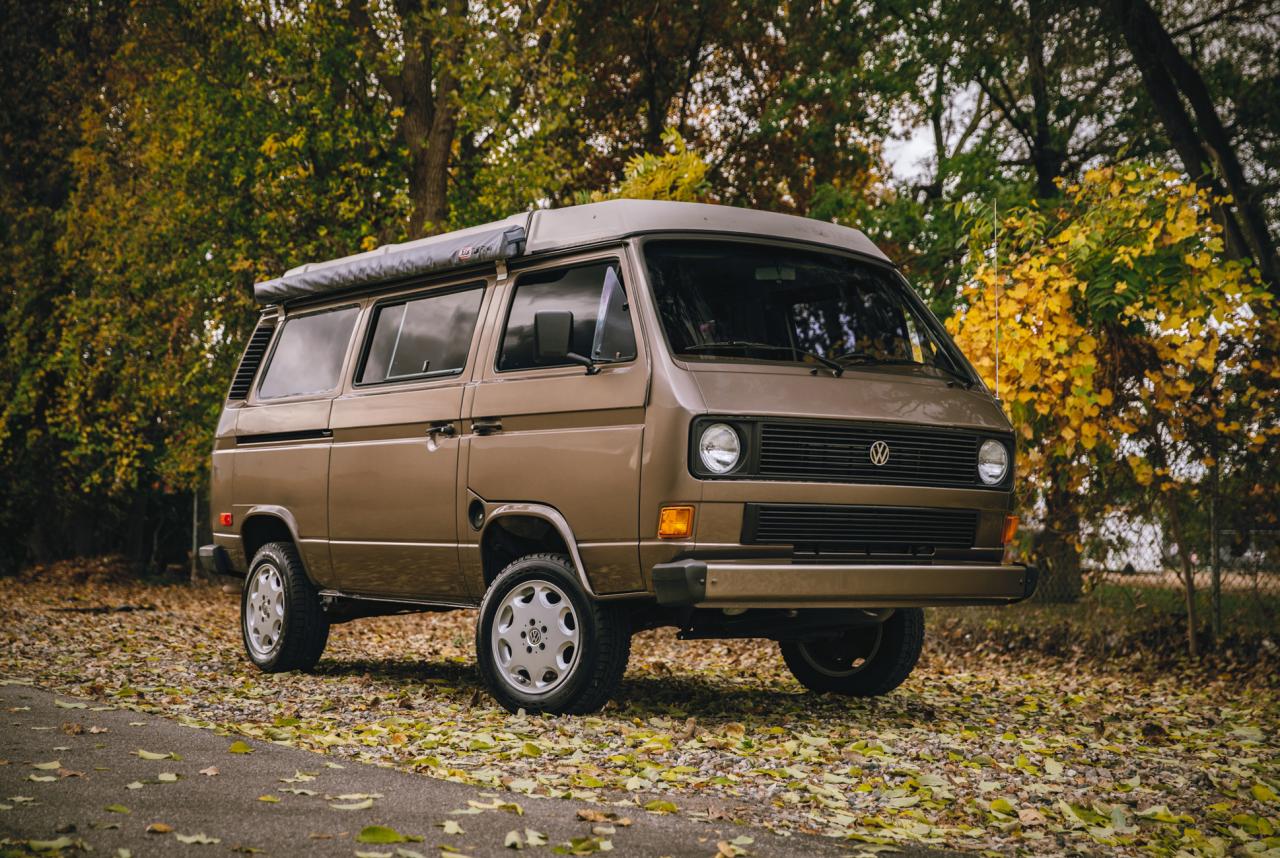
left=652, top=560, right=708, bottom=606
left=1020, top=563, right=1040, bottom=601
left=198, top=544, right=233, bottom=577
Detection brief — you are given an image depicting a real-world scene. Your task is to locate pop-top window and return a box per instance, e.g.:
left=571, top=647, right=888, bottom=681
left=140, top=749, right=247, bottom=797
left=499, top=261, right=636, bottom=371
left=257, top=306, right=359, bottom=399
left=358, top=286, right=483, bottom=384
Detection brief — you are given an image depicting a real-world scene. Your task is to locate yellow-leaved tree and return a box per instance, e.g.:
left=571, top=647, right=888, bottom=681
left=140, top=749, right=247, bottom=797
left=585, top=128, right=711, bottom=203
left=948, top=163, right=1280, bottom=653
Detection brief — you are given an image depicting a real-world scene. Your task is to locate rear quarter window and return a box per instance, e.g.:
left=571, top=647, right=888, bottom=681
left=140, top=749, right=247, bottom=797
left=257, top=305, right=359, bottom=399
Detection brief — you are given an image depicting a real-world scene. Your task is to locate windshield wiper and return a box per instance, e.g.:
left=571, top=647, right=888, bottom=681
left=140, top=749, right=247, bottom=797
left=682, top=341, right=844, bottom=376
left=835, top=352, right=974, bottom=388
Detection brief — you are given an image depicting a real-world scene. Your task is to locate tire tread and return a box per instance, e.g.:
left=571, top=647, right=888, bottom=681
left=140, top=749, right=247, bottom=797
left=779, top=608, right=923, bottom=697
left=244, top=541, right=329, bottom=673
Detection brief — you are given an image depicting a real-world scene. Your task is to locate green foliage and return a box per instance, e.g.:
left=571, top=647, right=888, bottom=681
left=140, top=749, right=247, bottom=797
left=584, top=129, right=710, bottom=203
left=1, top=0, right=1275, bottom=573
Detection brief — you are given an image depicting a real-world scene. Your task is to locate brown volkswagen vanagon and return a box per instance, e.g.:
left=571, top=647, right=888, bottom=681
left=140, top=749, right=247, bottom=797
left=200, top=200, right=1035, bottom=714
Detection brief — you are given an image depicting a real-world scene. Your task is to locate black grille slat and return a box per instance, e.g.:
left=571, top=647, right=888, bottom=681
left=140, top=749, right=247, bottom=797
left=756, top=421, right=996, bottom=488
left=227, top=320, right=276, bottom=400
left=744, top=504, right=978, bottom=549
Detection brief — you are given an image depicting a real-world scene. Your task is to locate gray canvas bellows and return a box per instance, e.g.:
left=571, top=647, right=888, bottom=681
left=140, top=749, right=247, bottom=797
left=254, top=223, right=527, bottom=306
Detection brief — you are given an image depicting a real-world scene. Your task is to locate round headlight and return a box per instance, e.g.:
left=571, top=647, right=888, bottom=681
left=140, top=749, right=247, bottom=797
left=698, top=423, right=741, bottom=474
left=978, top=439, right=1009, bottom=485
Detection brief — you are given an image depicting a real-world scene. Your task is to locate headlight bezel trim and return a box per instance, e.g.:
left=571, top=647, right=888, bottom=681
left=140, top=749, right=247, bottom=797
left=688, top=416, right=759, bottom=478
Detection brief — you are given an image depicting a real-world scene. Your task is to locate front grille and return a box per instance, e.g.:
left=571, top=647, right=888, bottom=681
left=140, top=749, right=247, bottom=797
left=743, top=504, right=978, bottom=549
left=757, top=421, right=997, bottom=489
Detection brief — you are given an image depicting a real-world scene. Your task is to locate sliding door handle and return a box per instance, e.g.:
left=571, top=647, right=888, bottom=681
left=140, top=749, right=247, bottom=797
left=471, top=417, right=503, bottom=436
left=426, top=422, right=456, bottom=438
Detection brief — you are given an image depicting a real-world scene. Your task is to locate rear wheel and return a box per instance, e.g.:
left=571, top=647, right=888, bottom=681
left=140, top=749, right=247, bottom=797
left=241, top=541, right=329, bottom=673
left=779, top=608, right=923, bottom=697
left=476, top=553, right=630, bottom=714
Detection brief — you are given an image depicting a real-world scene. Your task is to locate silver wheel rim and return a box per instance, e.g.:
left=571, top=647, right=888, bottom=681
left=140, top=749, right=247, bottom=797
left=491, top=579, right=581, bottom=696
left=798, top=624, right=884, bottom=677
left=244, top=563, right=285, bottom=659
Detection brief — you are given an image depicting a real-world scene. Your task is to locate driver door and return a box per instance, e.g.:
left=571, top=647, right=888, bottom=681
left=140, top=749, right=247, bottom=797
left=465, top=254, right=650, bottom=595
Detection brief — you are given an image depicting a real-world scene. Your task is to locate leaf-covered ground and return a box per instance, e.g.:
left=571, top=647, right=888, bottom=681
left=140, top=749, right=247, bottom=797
left=1, top=569, right=1277, bottom=857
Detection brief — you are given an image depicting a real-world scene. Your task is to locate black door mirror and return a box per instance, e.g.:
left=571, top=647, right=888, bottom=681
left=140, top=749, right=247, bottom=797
left=534, top=310, right=597, bottom=373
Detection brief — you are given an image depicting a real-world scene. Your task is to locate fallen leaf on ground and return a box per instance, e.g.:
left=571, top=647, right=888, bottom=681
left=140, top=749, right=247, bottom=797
left=357, top=825, right=411, bottom=844
left=330, top=798, right=374, bottom=811
left=134, top=749, right=177, bottom=761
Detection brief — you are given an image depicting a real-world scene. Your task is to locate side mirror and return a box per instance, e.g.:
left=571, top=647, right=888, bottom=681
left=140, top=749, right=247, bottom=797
left=534, top=310, right=597, bottom=374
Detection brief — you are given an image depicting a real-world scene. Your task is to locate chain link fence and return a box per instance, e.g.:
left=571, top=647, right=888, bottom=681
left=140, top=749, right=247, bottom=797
left=1022, top=507, right=1279, bottom=641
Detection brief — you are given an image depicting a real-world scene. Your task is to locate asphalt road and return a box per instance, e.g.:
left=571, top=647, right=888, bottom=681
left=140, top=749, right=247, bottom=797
left=0, top=682, right=950, bottom=857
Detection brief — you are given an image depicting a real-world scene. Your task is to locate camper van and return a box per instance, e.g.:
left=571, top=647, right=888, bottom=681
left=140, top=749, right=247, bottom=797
left=200, top=200, right=1035, bottom=714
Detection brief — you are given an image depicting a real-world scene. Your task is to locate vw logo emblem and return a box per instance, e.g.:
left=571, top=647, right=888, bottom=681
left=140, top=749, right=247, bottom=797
left=869, top=440, right=891, bottom=466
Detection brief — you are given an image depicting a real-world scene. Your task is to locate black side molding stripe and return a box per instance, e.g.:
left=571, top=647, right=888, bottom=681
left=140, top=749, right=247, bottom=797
left=236, top=428, right=333, bottom=445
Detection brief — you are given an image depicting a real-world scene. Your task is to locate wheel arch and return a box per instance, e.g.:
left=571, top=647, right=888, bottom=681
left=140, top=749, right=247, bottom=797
left=478, top=503, right=592, bottom=593
left=240, top=506, right=302, bottom=572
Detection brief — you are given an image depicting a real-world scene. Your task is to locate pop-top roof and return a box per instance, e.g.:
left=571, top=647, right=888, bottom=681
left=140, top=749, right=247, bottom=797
left=253, top=200, right=889, bottom=306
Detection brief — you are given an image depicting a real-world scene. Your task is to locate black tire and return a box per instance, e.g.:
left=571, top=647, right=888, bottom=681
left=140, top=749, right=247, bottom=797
left=476, top=553, right=630, bottom=715
left=779, top=608, right=924, bottom=697
left=241, top=541, right=329, bottom=673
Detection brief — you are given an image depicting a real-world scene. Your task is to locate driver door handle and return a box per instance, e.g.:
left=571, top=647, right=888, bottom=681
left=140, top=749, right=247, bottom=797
left=426, top=422, right=456, bottom=438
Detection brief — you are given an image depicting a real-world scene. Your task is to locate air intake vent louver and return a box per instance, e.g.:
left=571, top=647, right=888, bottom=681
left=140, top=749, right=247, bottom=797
left=226, top=320, right=276, bottom=400
left=743, top=504, right=979, bottom=550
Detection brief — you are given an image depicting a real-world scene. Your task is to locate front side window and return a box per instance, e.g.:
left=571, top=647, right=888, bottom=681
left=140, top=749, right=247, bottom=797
left=358, top=285, right=483, bottom=384
left=498, top=261, right=637, bottom=371
left=644, top=240, right=969, bottom=382
left=257, top=305, right=359, bottom=399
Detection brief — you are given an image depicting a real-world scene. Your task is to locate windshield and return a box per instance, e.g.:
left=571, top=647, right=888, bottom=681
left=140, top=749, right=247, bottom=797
left=644, top=239, right=970, bottom=382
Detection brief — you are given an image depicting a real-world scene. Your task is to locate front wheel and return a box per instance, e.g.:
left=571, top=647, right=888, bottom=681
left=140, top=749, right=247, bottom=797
left=476, top=553, right=630, bottom=715
left=779, top=608, right=924, bottom=697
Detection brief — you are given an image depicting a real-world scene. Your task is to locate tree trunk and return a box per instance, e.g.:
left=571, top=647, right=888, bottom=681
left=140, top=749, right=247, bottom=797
left=354, top=0, right=463, bottom=239
left=413, top=69, right=458, bottom=237
left=1104, top=0, right=1279, bottom=292
left=1032, top=482, right=1082, bottom=602
left=1025, top=0, right=1064, bottom=199
left=1165, top=501, right=1200, bottom=659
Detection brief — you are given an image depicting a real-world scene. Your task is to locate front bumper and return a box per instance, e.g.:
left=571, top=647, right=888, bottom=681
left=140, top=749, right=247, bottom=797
left=652, top=559, right=1038, bottom=608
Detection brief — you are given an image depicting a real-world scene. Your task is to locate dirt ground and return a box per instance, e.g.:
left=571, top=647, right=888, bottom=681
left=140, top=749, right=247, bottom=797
left=1, top=568, right=1277, bottom=856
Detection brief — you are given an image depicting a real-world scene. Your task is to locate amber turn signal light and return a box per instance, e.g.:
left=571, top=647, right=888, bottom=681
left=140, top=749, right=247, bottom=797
left=219, top=512, right=233, bottom=527
left=1001, top=514, right=1020, bottom=546
left=657, top=505, right=694, bottom=539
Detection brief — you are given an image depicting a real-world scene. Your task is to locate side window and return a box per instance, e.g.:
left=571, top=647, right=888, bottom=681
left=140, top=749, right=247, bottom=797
left=498, top=261, right=637, bottom=372
left=257, top=305, right=359, bottom=400
left=358, top=285, right=484, bottom=385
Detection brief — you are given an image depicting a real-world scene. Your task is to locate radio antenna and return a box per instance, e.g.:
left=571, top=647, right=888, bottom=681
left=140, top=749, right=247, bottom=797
left=993, top=197, right=1001, bottom=403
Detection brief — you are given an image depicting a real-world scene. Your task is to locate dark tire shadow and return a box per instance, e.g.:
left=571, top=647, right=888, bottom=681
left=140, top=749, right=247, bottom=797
left=310, top=655, right=936, bottom=725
